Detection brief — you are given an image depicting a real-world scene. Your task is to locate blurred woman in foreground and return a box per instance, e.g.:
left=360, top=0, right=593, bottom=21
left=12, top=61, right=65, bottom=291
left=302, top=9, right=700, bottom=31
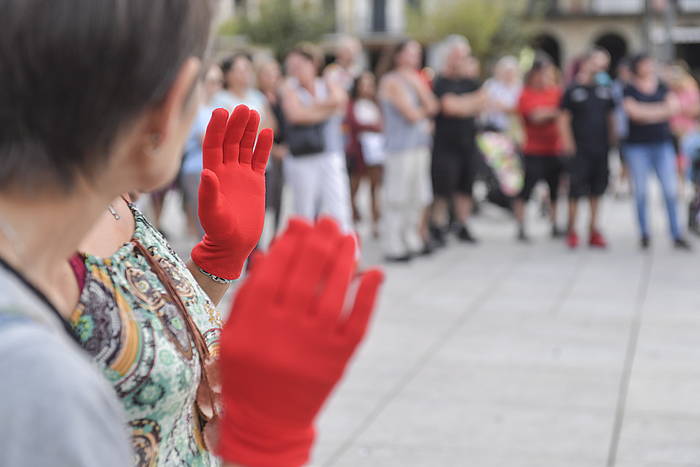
left=0, top=1, right=383, bottom=466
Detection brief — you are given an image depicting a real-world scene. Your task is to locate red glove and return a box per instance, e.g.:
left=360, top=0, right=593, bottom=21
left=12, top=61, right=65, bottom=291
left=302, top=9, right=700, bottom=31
left=217, top=217, right=384, bottom=467
left=191, top=105, right=273, bottom=280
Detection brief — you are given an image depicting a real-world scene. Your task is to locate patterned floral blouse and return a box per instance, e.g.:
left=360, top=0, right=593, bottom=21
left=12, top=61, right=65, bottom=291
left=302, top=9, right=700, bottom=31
left=69, top=203, right=222, bottom=467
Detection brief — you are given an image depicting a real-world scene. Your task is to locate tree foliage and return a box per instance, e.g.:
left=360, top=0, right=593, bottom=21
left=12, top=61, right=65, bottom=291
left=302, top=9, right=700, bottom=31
left=407, top=0, right=531, bottom=64
left=218, top=0, right=332, bottom=58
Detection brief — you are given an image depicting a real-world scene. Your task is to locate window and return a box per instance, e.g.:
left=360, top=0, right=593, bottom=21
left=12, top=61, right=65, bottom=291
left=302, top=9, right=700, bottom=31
left=372, top=0, right=386, bottom=32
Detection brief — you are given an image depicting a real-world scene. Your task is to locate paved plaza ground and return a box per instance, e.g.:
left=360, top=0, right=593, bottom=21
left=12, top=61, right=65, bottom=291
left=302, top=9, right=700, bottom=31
left=161, top=182, right=700, bottom=467
left=308, top=191, right=700, bottom=467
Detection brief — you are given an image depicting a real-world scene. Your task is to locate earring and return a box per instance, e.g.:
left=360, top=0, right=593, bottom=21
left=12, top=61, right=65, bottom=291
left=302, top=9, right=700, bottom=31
left=145, top=133, right=161, bottom=155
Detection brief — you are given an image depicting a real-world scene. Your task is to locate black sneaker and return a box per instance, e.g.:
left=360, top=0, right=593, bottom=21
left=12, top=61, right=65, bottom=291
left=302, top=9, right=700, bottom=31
left=517, top=226, right=530, bottom=243
left=429, top=225, right=447, bottom=248
left=641, top=236, right=651, bottom=250
left=457, top=225, right=478, bottom=243
left=674, top=237, right=692, bottom=251
left=419, top=240, right=437, bottom=256
left=551, top=225, right=564, bottom=239
left=385, top=254, right=412, bottom=263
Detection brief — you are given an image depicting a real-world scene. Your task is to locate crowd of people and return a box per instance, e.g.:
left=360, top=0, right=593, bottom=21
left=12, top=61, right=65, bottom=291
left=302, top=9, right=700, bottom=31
left=166, top=33, right=700, bottom=262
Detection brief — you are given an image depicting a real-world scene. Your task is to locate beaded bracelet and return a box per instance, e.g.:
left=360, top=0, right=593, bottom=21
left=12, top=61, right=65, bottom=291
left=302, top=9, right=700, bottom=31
left=198, top=267, right=234, bottom=284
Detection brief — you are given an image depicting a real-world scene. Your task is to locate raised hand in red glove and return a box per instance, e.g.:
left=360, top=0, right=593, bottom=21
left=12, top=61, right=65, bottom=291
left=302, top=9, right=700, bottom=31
left=218, top=217, right=384, bottom=467
left=191, top=105, right=273, bottom=281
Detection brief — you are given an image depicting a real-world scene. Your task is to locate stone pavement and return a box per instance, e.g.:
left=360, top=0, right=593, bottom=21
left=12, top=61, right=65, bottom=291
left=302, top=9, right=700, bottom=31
left=159, top=185, right=700, bottom=467
left=309, top=192, right=700, bottom=467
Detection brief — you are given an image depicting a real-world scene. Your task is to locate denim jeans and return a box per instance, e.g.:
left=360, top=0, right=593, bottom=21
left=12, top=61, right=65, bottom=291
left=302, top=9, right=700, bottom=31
left=681, top=130, right=700, bottom=183
left=624, top=141, right=681, bottom=239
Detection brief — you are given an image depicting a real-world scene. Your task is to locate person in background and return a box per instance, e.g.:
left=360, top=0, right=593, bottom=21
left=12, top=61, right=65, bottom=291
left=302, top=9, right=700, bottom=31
left=590, top=47, right=613, bottom=87
left=667, top=64, right=700, bottom=234
left=213, top=53, right=272, bottom=128
left=281, top=43, right=353, bottom=231
left=345, top=72, right=384, bottom=237
left=612, top=58, right=632, bottom=197
left=559, top=50, right=616, bottom=249
left=514, top=56, right=565, bottom=241
left=257, top=58, right=287, bottom=236
left=379, top=40, right=439, bottom=262
left=482, top=55, right=523, bottom=135
left=181, top=63, right=223, bottom=238
left=326, top=35, right=363, bottom=92
left=623, top=53, right=690, bottom=250
left=430, top=35, right=486, bottom=245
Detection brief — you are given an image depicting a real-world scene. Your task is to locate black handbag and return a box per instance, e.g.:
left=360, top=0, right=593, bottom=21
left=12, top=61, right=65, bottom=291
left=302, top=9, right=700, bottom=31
left=286, top=122, right=326, bottom=157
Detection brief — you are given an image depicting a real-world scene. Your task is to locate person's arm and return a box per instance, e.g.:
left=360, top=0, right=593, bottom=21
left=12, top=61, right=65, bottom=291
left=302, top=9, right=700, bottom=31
left=281, top=83, right=340, bottom=125
left=441, top=89, right=487, bottom=118
left=623, top=96, right=676, bottom=124
left=518, top=90, right=558, bottom=125
left=187, top=263, right=230, bottom=305
left=383, top=76, right=426, bottom=123
left=528, top=107, right=559, bottom=124
left=558, top=110, right=575, bottom=156
left=412, top=76, right=439, bottom=117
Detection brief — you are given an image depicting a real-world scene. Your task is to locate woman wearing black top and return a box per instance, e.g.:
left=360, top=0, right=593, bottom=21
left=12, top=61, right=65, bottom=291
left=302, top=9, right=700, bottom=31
left=622, top=54, right=691, bottom=250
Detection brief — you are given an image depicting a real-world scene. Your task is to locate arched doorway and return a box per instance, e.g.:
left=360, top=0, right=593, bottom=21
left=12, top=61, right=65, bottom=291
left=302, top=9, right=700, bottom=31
left=594, top=32, right=628, bottom=76
left=531, top=33, right=562, bottom=68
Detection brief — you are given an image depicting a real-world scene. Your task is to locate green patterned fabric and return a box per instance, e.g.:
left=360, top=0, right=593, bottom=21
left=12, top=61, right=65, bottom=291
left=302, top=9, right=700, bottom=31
left=70, top=204, right=222, bottom=466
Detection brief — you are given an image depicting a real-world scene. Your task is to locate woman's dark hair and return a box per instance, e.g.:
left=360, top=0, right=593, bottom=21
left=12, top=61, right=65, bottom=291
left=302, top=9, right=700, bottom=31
left=0, top=0, right=213, bottom=194
left=525, top=53, right=553, bottom=85
left=350, top=72, right=375, bottom=100
left=287, top=43, right=323, bottom=74
left=391, top=40, right=417, bottom=70
left=220, top=53, right=253, bottom=89
left=630, top=53, right=651, bottom=75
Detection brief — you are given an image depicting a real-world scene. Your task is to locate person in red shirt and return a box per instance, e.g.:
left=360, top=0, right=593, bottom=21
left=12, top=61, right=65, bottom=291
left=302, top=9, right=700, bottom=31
left=514, top=56, right=565, bottom=241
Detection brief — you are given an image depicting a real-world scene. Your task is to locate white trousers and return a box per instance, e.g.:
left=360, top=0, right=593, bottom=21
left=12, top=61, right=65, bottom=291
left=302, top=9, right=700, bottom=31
left=284, top=151, right=353, bottom=232
left=382, top=146, right=433, bottom=257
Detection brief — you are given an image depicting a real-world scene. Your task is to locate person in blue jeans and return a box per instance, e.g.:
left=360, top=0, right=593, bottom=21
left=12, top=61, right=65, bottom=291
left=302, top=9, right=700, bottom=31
left=622, top=54, right=691, bottom=250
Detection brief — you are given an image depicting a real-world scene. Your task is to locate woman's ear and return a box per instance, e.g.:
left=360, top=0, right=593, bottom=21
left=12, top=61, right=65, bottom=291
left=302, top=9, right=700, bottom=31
left=146, top=57, right=202, bottom=141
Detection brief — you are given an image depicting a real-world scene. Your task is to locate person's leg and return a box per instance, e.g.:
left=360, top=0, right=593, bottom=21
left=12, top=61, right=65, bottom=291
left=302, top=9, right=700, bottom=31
left=319, top=152, right=353, bottom=233
left=284, top=155, right=320, bottom=223
left=367, top=165, right=383, bottom=237
left=624, top=144, right=652, bottom=243
left=588, top=151, right=609, bottom=242
left=567, top=155, right=585, bottom=235
left=544, top=157, right=564, bottom=236
left=515, top=155, right=540, bottom=240
left=589, top=196, right=600, bottom=232
left=270, top=157, right=285, bottom=234
left=429, top=148, right=456, bottom=245
left=407, top=147, right=433, bottom=254
left=652, top=142, right=684, bottom=242
left=382, top=152, right=411, bottom=259
left=454, top=145, right=477, bottom=242
left=349, top=172, right=362, bottom=223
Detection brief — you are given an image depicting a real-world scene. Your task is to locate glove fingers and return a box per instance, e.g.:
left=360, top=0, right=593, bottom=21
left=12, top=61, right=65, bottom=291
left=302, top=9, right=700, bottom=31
left=252, top=128, right=274, bottom=173
left=339, top=269, right=384, bottom=341
left=223, top=105, right=250, bottom=163
left=202, top=108, right=229, bottom=170
left=239, top=110, right=260, bottom=165
left=314, top=234, right=356, bottom=328
left=280, top=217, right=342, bottom=314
